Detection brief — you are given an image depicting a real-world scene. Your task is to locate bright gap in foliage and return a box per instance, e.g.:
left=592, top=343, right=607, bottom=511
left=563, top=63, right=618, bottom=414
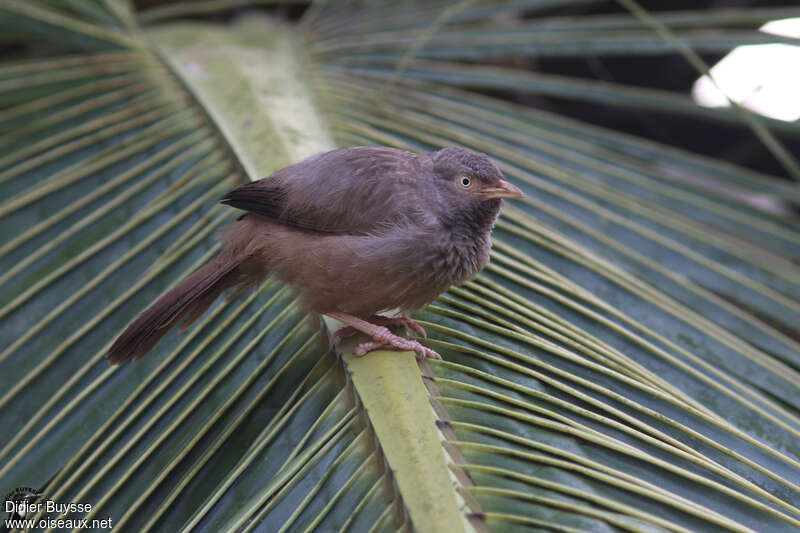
left=692, top=17, right=800, bottom=122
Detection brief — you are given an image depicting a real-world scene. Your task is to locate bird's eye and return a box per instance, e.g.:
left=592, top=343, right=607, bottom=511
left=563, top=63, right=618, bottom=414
left=457, top=175, right=472, bottom=189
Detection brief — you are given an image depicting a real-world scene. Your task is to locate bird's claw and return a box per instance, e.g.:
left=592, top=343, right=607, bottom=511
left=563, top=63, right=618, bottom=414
left=354, top=334, right=441, bottom=360
left=397, top=317, right=427, bottom=338
left=327, top=312, right=440, bottom=359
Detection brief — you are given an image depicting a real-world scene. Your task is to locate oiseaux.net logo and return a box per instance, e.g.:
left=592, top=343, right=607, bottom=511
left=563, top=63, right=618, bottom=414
left=3, top=487, right=113, bottom=530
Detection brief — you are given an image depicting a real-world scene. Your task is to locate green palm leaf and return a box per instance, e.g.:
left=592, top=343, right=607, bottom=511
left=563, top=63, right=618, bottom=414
left=1, top=1, right=799, bottom=531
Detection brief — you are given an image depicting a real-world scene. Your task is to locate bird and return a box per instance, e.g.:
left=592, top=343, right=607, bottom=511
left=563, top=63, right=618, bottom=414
left=105, top=146, right=523, bottom=364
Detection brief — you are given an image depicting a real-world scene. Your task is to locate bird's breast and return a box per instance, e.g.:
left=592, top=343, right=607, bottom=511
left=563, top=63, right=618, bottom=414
left=425, top=228, right=492, bottom=288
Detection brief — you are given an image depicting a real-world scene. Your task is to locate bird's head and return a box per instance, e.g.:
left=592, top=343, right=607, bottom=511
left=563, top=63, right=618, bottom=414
left=430, top=146, right=523, bottom=234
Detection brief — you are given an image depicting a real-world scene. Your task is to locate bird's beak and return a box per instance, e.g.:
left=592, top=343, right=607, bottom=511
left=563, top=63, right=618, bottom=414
left=482, top=179, right=524, bottom=199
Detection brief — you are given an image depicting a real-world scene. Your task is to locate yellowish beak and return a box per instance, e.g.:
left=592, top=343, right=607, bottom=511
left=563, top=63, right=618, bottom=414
left=482, top=179, right=524, bottom=199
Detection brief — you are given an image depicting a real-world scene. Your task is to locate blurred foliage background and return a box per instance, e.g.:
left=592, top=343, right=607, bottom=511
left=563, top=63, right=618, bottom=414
left=1, top=1, right=799, bottom=532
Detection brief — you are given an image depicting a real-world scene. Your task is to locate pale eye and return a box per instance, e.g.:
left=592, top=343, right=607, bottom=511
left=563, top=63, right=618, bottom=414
left=458, top=175, right=472, bottom=188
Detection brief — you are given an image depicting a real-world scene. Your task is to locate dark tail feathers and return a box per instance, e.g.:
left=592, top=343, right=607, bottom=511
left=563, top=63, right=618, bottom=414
left=106, top=253, right=248, bottom=364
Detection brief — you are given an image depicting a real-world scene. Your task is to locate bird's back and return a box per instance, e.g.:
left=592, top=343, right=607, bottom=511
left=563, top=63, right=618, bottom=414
left=223, top=146, right=436, bottom=236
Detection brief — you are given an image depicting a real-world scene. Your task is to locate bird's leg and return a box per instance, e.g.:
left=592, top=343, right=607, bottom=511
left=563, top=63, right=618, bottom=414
left=329, top=325, right=358, bottom=347
left=326, top=312, right=441, bottom=360
left=368, top=315, right=427, bottom=338
left=329, top=313, right=424, bottom=348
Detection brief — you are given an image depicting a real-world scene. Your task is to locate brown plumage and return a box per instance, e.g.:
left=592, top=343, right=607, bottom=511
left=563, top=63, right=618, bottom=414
left=106, top=146, right=523, bottom=364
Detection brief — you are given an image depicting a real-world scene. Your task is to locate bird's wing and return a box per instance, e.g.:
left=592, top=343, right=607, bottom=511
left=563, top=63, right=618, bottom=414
left=221, top=147, right=432, bottom=234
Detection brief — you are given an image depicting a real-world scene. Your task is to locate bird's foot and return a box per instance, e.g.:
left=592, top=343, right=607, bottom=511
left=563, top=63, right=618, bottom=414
left=355, top=337, right=441, bottom=360
left=330, top=325, right=358, bottom=347
left=327, top=312, right=441, bottom=360
left=368, top=315, right=427, bottom=338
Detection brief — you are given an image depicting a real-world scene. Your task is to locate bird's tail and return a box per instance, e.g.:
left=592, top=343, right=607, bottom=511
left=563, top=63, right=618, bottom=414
left=106, top=252, right=250, bottom=364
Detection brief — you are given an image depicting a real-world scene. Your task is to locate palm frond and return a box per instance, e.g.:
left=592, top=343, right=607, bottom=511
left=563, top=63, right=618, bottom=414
left=1, top=1, right=799, bottom=531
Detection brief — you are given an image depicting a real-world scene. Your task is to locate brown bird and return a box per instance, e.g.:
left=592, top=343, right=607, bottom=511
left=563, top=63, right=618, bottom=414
left=106, top=146, right=523, bottom=364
